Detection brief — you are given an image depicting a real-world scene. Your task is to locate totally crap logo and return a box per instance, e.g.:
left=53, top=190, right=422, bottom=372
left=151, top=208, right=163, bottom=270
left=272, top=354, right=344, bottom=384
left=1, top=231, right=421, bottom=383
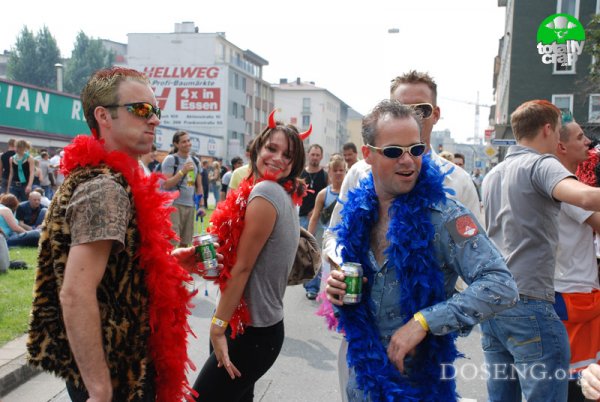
left=537, top=14, right=585, bottom=67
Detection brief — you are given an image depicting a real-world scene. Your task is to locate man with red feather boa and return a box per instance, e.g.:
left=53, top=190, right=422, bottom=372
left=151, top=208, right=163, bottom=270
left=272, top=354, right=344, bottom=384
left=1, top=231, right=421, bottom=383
left=27, top=67, right=203, bottom=402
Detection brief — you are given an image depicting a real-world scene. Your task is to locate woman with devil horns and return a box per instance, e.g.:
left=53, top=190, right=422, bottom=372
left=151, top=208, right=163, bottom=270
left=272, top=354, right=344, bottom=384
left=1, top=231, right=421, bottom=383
left=192, top=111, right=311, bottom=401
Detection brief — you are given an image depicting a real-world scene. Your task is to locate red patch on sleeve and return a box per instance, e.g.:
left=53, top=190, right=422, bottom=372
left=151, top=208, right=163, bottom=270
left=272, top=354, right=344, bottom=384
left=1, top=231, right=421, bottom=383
left=455, top=215, right=478, bottom=238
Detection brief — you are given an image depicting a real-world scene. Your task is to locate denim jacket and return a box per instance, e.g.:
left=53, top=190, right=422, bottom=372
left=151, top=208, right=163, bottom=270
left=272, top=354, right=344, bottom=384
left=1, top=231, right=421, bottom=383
left=368, top=198, right=518, bottom=343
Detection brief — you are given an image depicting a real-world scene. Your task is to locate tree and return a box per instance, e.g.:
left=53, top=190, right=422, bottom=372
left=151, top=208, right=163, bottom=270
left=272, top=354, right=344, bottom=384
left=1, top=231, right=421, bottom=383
left=7, top=26, right=61, bottom=88
left=63, top=31, right=115, bottom=95
left=586, top=15, right=600, bottom=91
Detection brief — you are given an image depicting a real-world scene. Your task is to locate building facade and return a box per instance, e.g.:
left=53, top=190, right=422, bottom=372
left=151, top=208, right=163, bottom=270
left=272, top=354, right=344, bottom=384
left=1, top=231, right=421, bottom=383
left=126, top=21, right=272, bottom=163
left=272, top=78, right=349, bottom=163
left=493, top=0, right=600, bottom=157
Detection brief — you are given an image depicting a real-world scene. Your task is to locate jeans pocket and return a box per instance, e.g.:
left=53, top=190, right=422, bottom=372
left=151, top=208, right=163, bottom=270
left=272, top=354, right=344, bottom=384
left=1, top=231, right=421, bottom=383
left=503, top=315, right=543, bottom=362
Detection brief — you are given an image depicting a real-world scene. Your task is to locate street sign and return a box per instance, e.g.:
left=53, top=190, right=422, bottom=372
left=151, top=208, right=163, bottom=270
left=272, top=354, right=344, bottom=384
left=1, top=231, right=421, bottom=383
left=490, top=139, right=517, bottom=146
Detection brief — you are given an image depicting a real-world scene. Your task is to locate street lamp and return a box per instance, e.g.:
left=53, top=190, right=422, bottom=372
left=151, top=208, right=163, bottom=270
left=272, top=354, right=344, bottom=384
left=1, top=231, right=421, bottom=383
left=54, top=63, right=63, bottom=92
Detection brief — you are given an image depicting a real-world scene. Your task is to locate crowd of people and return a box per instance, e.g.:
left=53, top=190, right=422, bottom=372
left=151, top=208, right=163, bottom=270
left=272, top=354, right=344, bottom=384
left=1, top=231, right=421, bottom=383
left=0, top=65, right=596, bottom=402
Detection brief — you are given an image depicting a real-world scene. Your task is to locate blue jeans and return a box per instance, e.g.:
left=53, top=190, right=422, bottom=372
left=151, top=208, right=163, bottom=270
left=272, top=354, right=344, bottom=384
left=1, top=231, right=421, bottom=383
left=303, top=268, right=322, bottom=294
left=41, top=185, right=54, bottom=200
left=299, top=215, right=309, bottom=230
left=480, top=297, right=570, bottom=402
left=7, top=230, right=40, bottom=247
left=10, top=184, right=27, bottom=202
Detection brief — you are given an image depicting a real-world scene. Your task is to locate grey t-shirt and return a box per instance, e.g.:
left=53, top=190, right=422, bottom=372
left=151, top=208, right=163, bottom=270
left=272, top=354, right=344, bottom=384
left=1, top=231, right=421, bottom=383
left=161, top=154, right=198, bottom=207
left=482, top=145, right=574, bottom=301
left=244, top=180, right=300, bottom=327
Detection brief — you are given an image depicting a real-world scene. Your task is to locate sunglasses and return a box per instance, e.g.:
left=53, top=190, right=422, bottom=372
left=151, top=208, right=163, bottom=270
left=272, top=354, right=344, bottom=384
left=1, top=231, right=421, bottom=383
left=407, top=103, right=434, bottom=119
left=367, top=143, right=427, bottom=159
left=103, top=102, right=161, bottom=120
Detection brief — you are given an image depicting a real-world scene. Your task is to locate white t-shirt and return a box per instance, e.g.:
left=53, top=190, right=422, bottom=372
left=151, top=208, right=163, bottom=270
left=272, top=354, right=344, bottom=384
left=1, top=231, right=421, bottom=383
left=555, top=202, right=600, bottom=293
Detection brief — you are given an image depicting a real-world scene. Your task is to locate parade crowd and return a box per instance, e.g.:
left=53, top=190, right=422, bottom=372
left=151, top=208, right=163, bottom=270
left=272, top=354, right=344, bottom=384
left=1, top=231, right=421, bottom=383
left=1, top=66, right=599, bottom=402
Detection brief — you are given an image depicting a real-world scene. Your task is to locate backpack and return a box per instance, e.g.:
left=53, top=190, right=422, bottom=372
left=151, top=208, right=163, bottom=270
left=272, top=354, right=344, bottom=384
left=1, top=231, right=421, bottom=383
left=156, top=154, right=201, bottom=190
left=155, top=154, right=201, bottom=176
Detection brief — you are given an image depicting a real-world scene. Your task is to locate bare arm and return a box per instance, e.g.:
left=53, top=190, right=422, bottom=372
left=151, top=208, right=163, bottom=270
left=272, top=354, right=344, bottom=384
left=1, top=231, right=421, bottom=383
left=307, top=189, right=326, bottom=235
left=553, top=177, right=600, bottom=211
left=26, top=156, right=34, bottom=193
left=6, top=157, right=13, bottom=194
left=585, top=212, right=600, bottom=233
left=162, top=161, right=194, bottom=190
left=60, top=241, right=113, bottom=402
left=210, top=196, right=277, bottom=378
left=0, top=209, right=25, bottom=233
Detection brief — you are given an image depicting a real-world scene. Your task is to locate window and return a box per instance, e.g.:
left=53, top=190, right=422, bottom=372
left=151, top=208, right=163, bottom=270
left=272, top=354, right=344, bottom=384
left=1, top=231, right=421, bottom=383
left=302, top=98, right=311, bottom=112
left=241, top=105, right=246, bottom=120
left=302, top=115, right=311, bottom=127
left=557, top=0, right=579, bottom=18
left=234, top=73, right=239, bottom=90
left=232, top=102, right=238, bottom=118
left=552, top=94, right=573, bottom=114
left=552, top=0, right=580, bottom=74
left=590, top=94, right=600, bottom=122
left=241, top=77, right=246, bottom=92
left=554, top=61, right=576, bottom=74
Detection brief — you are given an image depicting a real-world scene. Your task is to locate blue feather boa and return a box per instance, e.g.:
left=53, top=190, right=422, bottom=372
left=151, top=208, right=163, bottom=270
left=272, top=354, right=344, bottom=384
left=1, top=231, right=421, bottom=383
left=335, top=154, right=460, bottom=401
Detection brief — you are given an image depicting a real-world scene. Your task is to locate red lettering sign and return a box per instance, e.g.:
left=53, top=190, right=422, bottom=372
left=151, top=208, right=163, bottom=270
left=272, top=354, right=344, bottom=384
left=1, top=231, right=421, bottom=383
left=176, top=88, right=221, bottom=111
left=143, top=66, right=220, bottom=79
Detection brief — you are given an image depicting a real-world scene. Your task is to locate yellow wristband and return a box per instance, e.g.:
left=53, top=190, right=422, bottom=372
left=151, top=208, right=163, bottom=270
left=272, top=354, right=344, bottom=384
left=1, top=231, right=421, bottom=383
left=178, top=170, right=184, bottom=177
left=413, top=312, right=429, bottom=332
left=211, top=316, right=228, bottom=328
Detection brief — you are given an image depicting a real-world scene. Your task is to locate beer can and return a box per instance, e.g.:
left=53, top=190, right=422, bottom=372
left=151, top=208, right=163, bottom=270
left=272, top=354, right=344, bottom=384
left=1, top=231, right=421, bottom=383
left=342, top=262, right=363, bottom=304
left=186, top=170, right=195, bottom=187
left=193, top=234, right=220, bottom=280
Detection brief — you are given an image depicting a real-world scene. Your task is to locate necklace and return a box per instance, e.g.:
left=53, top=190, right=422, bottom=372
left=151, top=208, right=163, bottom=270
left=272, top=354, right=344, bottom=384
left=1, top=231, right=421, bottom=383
left=306, top=170, right=319, bottom=188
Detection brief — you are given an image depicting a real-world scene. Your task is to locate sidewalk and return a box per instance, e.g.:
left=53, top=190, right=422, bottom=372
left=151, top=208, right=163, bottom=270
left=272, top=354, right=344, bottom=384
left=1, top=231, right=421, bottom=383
left=0, top=334, right=39, bottom=398
left=0, top=284, right=485, bottom=401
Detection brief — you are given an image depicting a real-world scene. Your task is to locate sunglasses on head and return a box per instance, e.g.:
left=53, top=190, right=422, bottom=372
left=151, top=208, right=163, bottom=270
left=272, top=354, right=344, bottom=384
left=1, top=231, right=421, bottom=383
left=103, top=102, right=161, bottom=120
left=407, top=103, right=434, bottom=119
left=367, top=143, right=427, bottom=159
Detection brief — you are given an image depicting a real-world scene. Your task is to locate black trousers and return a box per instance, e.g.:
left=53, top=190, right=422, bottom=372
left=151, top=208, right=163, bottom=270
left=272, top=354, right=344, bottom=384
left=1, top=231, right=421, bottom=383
left=192, top=320, right=284, bottom=402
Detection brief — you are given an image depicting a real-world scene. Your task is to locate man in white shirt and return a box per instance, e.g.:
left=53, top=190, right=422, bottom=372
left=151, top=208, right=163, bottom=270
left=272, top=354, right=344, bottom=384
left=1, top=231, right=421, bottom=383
left=554, top=117, right=600, bottom=401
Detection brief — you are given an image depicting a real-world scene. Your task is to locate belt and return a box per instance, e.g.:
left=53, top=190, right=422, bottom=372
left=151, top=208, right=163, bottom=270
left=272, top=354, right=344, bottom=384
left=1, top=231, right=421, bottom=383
left=519, top=293, right=546, bottom=301
left=12, top=182, right=23, bottom=186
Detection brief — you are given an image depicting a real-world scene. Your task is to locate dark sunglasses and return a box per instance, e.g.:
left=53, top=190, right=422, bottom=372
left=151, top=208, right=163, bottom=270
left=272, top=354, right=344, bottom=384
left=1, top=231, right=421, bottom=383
left=367, top=143, right=427, bottom=158
left=103, top=102, right=161, bottom=119
left=407, top=103, right=434, bottom=119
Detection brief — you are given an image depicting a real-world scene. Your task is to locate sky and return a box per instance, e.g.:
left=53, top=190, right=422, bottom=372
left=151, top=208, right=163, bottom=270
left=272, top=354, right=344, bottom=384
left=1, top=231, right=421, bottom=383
left=1, top=0, right=506, bottom=144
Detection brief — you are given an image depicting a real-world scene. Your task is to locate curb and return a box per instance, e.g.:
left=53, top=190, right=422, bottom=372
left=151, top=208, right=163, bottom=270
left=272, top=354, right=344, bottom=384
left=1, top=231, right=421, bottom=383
left=0, top=353, right=40, bottom=397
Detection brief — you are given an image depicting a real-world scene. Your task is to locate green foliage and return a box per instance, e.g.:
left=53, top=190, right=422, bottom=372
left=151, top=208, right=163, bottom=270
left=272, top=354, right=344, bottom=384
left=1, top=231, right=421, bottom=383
left=586, top=15, right=600, bottom=91
left=7, top=26, right=61, bottom=88
left=64, top=31, right=115, bottom=95
left=0, top=248, right=38, bottom=346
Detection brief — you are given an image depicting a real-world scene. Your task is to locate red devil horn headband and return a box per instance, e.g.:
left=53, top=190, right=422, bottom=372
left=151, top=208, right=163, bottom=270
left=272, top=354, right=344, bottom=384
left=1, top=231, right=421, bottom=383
left=268, top=109, right=312, bottom=141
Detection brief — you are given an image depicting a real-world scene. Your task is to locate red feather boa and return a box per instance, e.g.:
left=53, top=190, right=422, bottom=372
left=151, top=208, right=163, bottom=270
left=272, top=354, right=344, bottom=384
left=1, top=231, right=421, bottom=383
left=61, top=135, right=196, bottom=401
left=576, top=148, right=600, bottom=186
left=208, top=175, right=305, bottom=338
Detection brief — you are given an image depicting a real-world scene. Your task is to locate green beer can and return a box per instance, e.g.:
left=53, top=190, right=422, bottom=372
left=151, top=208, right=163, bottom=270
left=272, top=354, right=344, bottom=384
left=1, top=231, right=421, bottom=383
left=342, top=262, right=363, bottom=304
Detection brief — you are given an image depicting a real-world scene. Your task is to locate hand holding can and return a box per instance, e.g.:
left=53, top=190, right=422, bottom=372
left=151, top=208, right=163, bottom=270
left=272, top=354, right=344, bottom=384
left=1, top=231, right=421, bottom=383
left=193, top=234, right=221, bottom=280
